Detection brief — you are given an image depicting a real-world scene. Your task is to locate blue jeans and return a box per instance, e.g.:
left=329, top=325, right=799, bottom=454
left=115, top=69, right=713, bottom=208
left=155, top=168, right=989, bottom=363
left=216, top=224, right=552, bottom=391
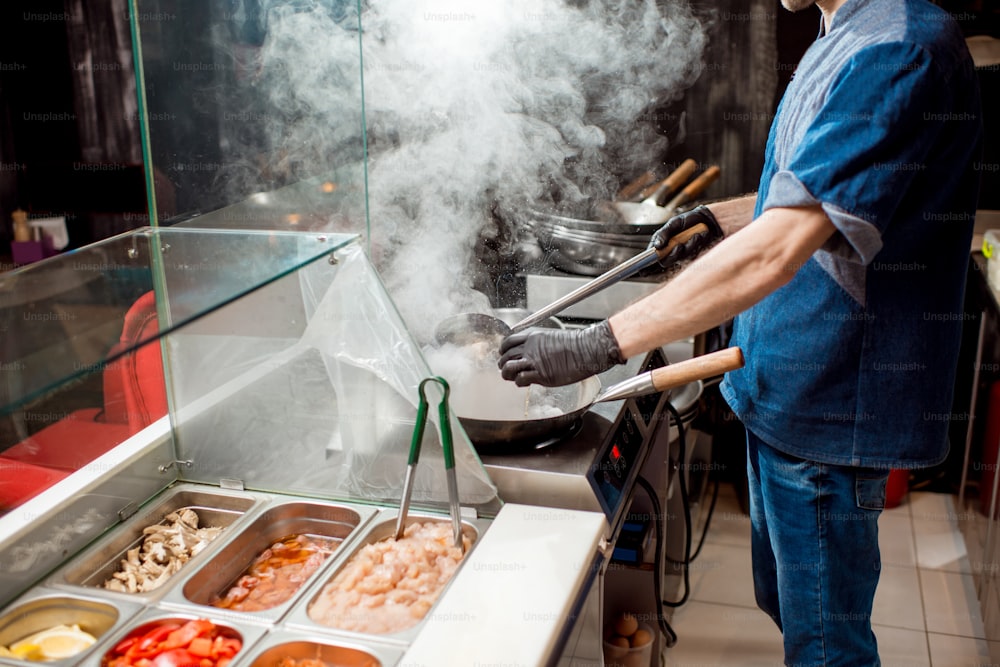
left=747, top=429, right=888, bottom=667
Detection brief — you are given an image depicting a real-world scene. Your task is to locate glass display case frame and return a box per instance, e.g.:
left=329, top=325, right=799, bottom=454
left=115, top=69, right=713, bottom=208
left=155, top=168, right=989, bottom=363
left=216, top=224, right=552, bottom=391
left=129, top=0, right=370, bottom=236
left=0, top=3, right=624, bottom=665
left=0, top=227, right=500, bottom=610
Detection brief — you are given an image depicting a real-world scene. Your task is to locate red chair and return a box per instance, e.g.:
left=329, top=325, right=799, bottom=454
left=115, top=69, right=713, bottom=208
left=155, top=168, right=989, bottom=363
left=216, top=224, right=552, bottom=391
left=0, top=292, right=167, bottom=510
left=0, top=459, right=71, bottom=508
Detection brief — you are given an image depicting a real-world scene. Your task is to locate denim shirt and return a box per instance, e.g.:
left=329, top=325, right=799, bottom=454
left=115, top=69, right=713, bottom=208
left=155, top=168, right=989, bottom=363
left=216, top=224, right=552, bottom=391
left=720, top=0, right=982, bottom=468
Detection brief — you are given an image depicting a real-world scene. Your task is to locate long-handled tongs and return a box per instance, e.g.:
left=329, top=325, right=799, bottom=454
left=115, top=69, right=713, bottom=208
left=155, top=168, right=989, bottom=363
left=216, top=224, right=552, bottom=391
left=395, top=376, right=464, bottom=553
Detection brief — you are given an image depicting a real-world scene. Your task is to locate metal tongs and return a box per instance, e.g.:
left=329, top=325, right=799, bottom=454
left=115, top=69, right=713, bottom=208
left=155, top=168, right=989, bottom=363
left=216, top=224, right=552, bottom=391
left=395, top=376, right=464, bottom=553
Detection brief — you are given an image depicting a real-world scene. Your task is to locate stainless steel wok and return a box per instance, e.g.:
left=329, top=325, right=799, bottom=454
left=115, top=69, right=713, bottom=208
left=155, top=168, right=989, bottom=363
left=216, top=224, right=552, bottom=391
left=457, top=347, right=744, bottom=450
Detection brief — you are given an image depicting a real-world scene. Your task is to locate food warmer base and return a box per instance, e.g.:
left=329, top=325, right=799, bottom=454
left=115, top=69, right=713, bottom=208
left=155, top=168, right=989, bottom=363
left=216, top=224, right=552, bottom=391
left=1, top=482, right=607, bottom=667
left=0, top=483, right=486, bottom=666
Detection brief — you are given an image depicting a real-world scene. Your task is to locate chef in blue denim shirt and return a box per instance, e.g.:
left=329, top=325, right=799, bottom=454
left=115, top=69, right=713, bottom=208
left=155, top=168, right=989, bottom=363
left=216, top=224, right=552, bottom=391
left=499, top=0, right=983, bottom=663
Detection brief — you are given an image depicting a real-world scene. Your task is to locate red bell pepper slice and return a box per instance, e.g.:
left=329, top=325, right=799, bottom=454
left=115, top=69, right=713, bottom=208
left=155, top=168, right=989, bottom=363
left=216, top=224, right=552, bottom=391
left=209, top=636, right=241, bottom=660
left=150, top=648, right=202, bottom=667
left=162, top=620, right=214, bottom=650
left=122, top=623, right=183, bottom=661
left=107, top=619, right=238, bottom=667
left=111, top=636, right=137, bottom=655
left=138, top=624, right=181, bottom=651
left=186, top=637, right=213, bottom=658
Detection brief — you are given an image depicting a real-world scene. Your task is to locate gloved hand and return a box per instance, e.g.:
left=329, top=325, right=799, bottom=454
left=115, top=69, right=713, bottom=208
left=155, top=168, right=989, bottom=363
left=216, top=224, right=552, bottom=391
left=647, top=205, right=724, bottom=267
left=498, top=320, right=626, bottom=387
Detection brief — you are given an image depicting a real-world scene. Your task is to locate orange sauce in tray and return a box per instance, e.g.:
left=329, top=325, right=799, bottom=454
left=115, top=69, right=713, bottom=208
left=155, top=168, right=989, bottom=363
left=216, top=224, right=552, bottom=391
left=211, top=534, right=340, bottom=612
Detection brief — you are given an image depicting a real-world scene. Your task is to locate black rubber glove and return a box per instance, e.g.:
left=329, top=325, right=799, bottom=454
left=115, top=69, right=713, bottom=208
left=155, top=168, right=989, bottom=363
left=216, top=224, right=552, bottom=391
left=498, top=320, right=626, bottom=387
left=647, top=205, right=724, bottom=267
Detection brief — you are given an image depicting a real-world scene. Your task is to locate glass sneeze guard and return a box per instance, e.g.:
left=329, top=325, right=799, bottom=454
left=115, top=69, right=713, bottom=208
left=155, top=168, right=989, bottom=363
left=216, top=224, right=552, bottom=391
left=0, top=228, right=358, bottom=415
left=128, top=0, right=368, bottom=237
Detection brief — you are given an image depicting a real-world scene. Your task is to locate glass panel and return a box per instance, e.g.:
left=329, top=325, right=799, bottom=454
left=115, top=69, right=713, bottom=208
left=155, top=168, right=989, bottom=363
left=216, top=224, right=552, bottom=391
left=0, top=228, right=356, bottom=414
left=128, top=0, right=368, bottom=236
left=0, top=229, right=497, bottom=516
left=167, top=242, right=500, bottom=512
left=0, top=228, right=357, bottom=515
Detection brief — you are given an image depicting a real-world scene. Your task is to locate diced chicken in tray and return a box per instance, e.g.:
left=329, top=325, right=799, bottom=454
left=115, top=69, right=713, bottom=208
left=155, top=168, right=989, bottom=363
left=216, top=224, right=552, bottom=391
left=307, top=521, right=471, bottom=635
left=103, top=509, right=223, bottom=594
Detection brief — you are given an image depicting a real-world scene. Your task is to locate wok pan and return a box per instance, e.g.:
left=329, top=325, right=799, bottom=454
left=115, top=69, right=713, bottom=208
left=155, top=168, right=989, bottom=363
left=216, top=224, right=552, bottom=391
left=458, top=347, right=744, bottom=450
left=516, top=163, right=722, bottom=236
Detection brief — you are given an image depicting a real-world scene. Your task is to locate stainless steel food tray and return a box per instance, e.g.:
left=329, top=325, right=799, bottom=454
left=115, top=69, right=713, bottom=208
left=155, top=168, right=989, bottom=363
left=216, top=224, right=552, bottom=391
left=283, top=510, right=489, bottom=647
left=234, top=628, right=403, bottom=667
left=47, top=484, right=266, bottom=605
left=0, top=587, right=143, bottom=666
left=158, top=499, right=377, bottom=625
left=84, top=608, right=269, bottom=667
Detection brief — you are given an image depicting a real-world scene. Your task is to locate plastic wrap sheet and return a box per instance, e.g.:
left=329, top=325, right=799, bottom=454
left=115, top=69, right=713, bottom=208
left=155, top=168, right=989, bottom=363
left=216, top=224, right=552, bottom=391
left=167, top=241, right=500, bottom=513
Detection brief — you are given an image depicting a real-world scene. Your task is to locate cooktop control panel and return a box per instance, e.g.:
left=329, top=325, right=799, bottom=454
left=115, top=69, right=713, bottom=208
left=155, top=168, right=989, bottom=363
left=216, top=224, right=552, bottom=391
left=589, top=347, right=668, bottom=524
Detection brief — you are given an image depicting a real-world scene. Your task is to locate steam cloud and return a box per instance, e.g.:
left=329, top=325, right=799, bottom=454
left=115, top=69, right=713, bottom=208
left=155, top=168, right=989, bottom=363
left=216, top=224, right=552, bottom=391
left=255, top=0, right=706, bottom=342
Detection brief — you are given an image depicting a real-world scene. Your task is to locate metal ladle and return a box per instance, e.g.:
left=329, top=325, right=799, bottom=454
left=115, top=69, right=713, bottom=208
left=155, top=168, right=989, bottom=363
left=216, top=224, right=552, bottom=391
left=610, top=165, right=722, bottom=226
left=434, top=222, right=710, bottom=347
left=597, top=158, right=697, bottom=223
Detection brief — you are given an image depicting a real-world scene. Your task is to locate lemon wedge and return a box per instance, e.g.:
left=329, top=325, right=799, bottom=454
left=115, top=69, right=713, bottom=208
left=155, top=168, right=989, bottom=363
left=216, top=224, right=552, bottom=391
left=10, top=624, right=97, bottom=661
left=9, top=643, right=42, bottom=660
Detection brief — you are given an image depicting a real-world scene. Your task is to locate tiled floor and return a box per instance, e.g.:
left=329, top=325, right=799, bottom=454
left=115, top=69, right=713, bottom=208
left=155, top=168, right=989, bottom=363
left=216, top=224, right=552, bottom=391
left=661, top=485, right=1000, bottom=666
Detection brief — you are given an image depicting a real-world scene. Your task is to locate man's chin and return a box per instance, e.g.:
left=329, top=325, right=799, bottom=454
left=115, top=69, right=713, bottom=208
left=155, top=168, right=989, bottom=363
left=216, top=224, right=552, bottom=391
left=780, top=0, right=816, bottom=11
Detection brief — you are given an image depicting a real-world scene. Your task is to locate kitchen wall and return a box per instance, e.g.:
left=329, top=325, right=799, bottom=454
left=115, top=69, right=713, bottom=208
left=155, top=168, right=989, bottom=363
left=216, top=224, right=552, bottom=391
left=0, top=0, right=145, bottom=256
left=0, top=0, right=995, bottom=258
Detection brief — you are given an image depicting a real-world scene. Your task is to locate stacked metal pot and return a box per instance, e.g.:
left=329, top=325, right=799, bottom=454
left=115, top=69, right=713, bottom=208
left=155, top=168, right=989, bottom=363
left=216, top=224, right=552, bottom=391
left=521, top=160, right=721, bottom=276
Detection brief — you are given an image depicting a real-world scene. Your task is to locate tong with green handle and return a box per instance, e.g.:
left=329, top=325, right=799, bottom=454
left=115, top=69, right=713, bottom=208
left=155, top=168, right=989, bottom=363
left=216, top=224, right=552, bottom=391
left=395, top=376, right=464, bottom=553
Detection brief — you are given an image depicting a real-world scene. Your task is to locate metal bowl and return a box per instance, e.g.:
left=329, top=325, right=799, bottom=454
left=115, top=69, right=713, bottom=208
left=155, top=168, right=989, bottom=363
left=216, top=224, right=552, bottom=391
left=520, top=206, right=665, bottom=236
left=537, top=223, right=649, bottom=247
left=536, top=228, right=653, bottom=276
left=522, top=208, right=668, bottom=277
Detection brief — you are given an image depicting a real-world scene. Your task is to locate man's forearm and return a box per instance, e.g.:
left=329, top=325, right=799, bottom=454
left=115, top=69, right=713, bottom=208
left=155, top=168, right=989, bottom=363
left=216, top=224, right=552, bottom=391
left=609, top=204, right=835, bottom=358
left=706, top=194, right=757, bottom=236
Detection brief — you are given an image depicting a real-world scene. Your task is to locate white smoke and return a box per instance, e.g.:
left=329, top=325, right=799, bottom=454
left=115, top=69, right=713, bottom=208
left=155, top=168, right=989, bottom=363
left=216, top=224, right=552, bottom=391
left=250, top=0, right=706, bottom=342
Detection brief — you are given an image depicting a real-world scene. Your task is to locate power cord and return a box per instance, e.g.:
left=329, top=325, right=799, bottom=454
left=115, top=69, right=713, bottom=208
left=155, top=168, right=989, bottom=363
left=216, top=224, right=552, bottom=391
left=635, top=474, right=678, bottom=647
left=629, top=399, right=689, bottom=649
left=660, top=399, right=692, bottom=609
left=633, top=385, right=726, bottom=649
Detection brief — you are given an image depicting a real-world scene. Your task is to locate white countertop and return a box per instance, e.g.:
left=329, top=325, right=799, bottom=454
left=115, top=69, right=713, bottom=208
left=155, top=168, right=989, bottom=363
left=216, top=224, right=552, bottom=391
left=399, top=503, right=606, bottom=667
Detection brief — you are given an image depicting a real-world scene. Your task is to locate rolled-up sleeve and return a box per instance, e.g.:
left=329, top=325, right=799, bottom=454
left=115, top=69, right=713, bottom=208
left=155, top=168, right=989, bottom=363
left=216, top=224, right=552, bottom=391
left=760, top=41, right=948, bottom=266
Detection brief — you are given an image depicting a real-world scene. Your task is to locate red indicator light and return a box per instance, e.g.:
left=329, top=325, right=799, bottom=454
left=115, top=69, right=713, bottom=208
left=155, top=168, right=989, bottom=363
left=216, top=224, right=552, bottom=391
left=611, top=444, right=622, bottom=461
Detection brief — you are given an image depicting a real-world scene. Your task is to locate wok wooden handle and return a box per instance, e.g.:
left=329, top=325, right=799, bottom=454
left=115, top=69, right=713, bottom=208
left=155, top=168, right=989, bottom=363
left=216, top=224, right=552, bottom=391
left=658, top=159, right=700, bottom=197
left=662, top=165, right=721, bottom=211
left=617, top=170, right=657, bottom=202
left=653, top=222, right=709, bottom=260
left=640, top=159, right=699, bottom=205
left=650, top=347, right=745, bottom=392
